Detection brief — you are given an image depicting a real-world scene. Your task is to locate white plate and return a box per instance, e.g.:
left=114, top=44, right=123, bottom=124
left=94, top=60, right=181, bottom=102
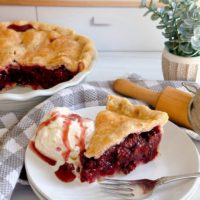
left=25, top=106, right=200, bottom=200
left=28, top=178, right=46, bottom=200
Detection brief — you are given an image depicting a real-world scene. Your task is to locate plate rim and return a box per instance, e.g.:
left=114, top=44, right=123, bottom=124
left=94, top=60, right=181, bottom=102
left=28, top=177, right=44, bottom=200
left=25, top=105, right=200, bottom=200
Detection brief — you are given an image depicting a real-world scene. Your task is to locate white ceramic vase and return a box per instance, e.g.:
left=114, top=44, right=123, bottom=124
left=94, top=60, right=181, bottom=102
left=162, top=48, right=200, bottom=82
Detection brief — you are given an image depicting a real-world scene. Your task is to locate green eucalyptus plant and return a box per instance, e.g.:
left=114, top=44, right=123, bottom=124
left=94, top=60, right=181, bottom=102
left=141, top=0, right=200, bottom=57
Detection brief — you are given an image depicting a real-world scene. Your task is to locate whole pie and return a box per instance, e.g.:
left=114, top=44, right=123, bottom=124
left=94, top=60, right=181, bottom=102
left=0, top=20, right=96, bottom=91
left=32, top=95, right=168, bottom=183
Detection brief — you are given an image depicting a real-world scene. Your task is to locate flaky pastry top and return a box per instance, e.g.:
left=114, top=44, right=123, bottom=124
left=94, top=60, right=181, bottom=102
left=85, top=95, right=168, bottom=158
left=0, top=20, right=96, bottom=72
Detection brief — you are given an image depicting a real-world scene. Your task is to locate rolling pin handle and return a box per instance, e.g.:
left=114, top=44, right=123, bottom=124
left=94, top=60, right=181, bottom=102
left=113, top=79, right=160, bottom=107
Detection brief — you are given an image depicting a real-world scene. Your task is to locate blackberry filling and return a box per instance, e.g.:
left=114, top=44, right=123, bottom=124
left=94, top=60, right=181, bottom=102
left=0, top=65, right=77, bottom=90
left=8, top=24, right=34, bottom=32
left=80, top=126, right=161, bottom=183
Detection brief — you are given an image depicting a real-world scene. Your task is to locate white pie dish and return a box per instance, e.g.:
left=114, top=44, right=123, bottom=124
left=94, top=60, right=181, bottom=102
left=0, top=61, right=95, bottom=111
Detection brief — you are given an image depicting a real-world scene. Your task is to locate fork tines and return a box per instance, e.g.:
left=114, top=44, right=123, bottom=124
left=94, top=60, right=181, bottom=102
left=99, top=179, right=135, bottom=199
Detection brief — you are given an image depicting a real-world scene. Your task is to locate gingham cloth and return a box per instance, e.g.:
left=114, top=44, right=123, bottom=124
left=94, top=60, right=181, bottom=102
left=0, top=73, right=199, bottom=200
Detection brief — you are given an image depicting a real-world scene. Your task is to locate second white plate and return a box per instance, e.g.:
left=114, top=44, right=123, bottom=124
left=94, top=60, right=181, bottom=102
left=25, top=106, right=200, bottom=200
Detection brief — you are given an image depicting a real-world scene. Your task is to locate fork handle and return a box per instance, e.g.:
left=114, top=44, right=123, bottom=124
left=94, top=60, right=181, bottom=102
left=157, top=172, right=200, bottom=186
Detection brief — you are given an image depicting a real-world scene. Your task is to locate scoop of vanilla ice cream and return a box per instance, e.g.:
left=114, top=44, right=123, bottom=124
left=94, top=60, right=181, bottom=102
left=34, top=107, right=95, bottom=166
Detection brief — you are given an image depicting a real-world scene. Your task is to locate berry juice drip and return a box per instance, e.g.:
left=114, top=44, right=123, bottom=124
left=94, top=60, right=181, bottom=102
left=29, top=141, right=56, bottom=166
left=55, top=163, right=76, bottom=182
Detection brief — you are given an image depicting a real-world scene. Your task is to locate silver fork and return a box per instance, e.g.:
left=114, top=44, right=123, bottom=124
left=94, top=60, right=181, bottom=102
left=99, top=172, right=200, bottom=200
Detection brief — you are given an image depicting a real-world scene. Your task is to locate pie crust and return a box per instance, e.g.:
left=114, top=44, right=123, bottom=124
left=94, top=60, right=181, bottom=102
left=85, top=95, right=169, bottom=158
left=0, top=20, right=96, bottom=90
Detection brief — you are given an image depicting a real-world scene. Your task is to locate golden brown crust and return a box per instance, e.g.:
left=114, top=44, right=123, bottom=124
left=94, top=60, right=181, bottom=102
left=85, top=95, right=168, bottom=159
left=0, top=20, right=96, bottom=72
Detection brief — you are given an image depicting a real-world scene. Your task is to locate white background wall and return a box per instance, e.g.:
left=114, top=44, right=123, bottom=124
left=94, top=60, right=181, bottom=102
left=0, top=6, right=165, bottom=52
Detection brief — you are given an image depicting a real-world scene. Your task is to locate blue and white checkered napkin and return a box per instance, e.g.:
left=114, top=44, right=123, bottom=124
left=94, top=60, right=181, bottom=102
left=0, top=73, right=199, bottom=200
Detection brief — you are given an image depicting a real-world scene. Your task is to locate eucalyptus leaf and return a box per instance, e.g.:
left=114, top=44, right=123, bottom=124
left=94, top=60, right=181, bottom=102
left=162, top=14, right=170, bottom=23
left=157, top=25, right=166, bottom=29
left=151, top=13, right=160, bottom=20
left=189, top=2, right=196, bottom=11
left=164, top=6, right=171, bottom=12
left=160, top=0, right=169, bottom=4
left=165, top=41, right=179, bottom=50
left=165, top=27, right=177, bottom=33
left=162, top=32, right=175, bottom=38
left=171, top=2, right=177, bottom=9
left=191, top=35, right=200, bottom=50
left=180, top=35, right=192, bottom=42
left=179, top=43, right=194, bottom=54
left=184, top=18, right=193, bottom=26
left=194, top=26, right=200, bottom=36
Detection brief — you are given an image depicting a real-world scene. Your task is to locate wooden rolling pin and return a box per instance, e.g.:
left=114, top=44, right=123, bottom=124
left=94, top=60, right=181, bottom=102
left=113, top=79, right=194, bottom=129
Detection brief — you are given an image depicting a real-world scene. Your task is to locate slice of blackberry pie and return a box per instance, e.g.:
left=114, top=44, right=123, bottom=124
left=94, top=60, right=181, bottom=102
left=32, top=95, right=168, bottom=183
left=80, top=95, right=168, bottom=183
left=0, top=21, right=95, bottom=91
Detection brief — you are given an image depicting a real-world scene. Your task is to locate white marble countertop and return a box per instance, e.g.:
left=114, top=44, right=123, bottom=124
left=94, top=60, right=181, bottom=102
left=10, top=51, right=200, bottom=200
